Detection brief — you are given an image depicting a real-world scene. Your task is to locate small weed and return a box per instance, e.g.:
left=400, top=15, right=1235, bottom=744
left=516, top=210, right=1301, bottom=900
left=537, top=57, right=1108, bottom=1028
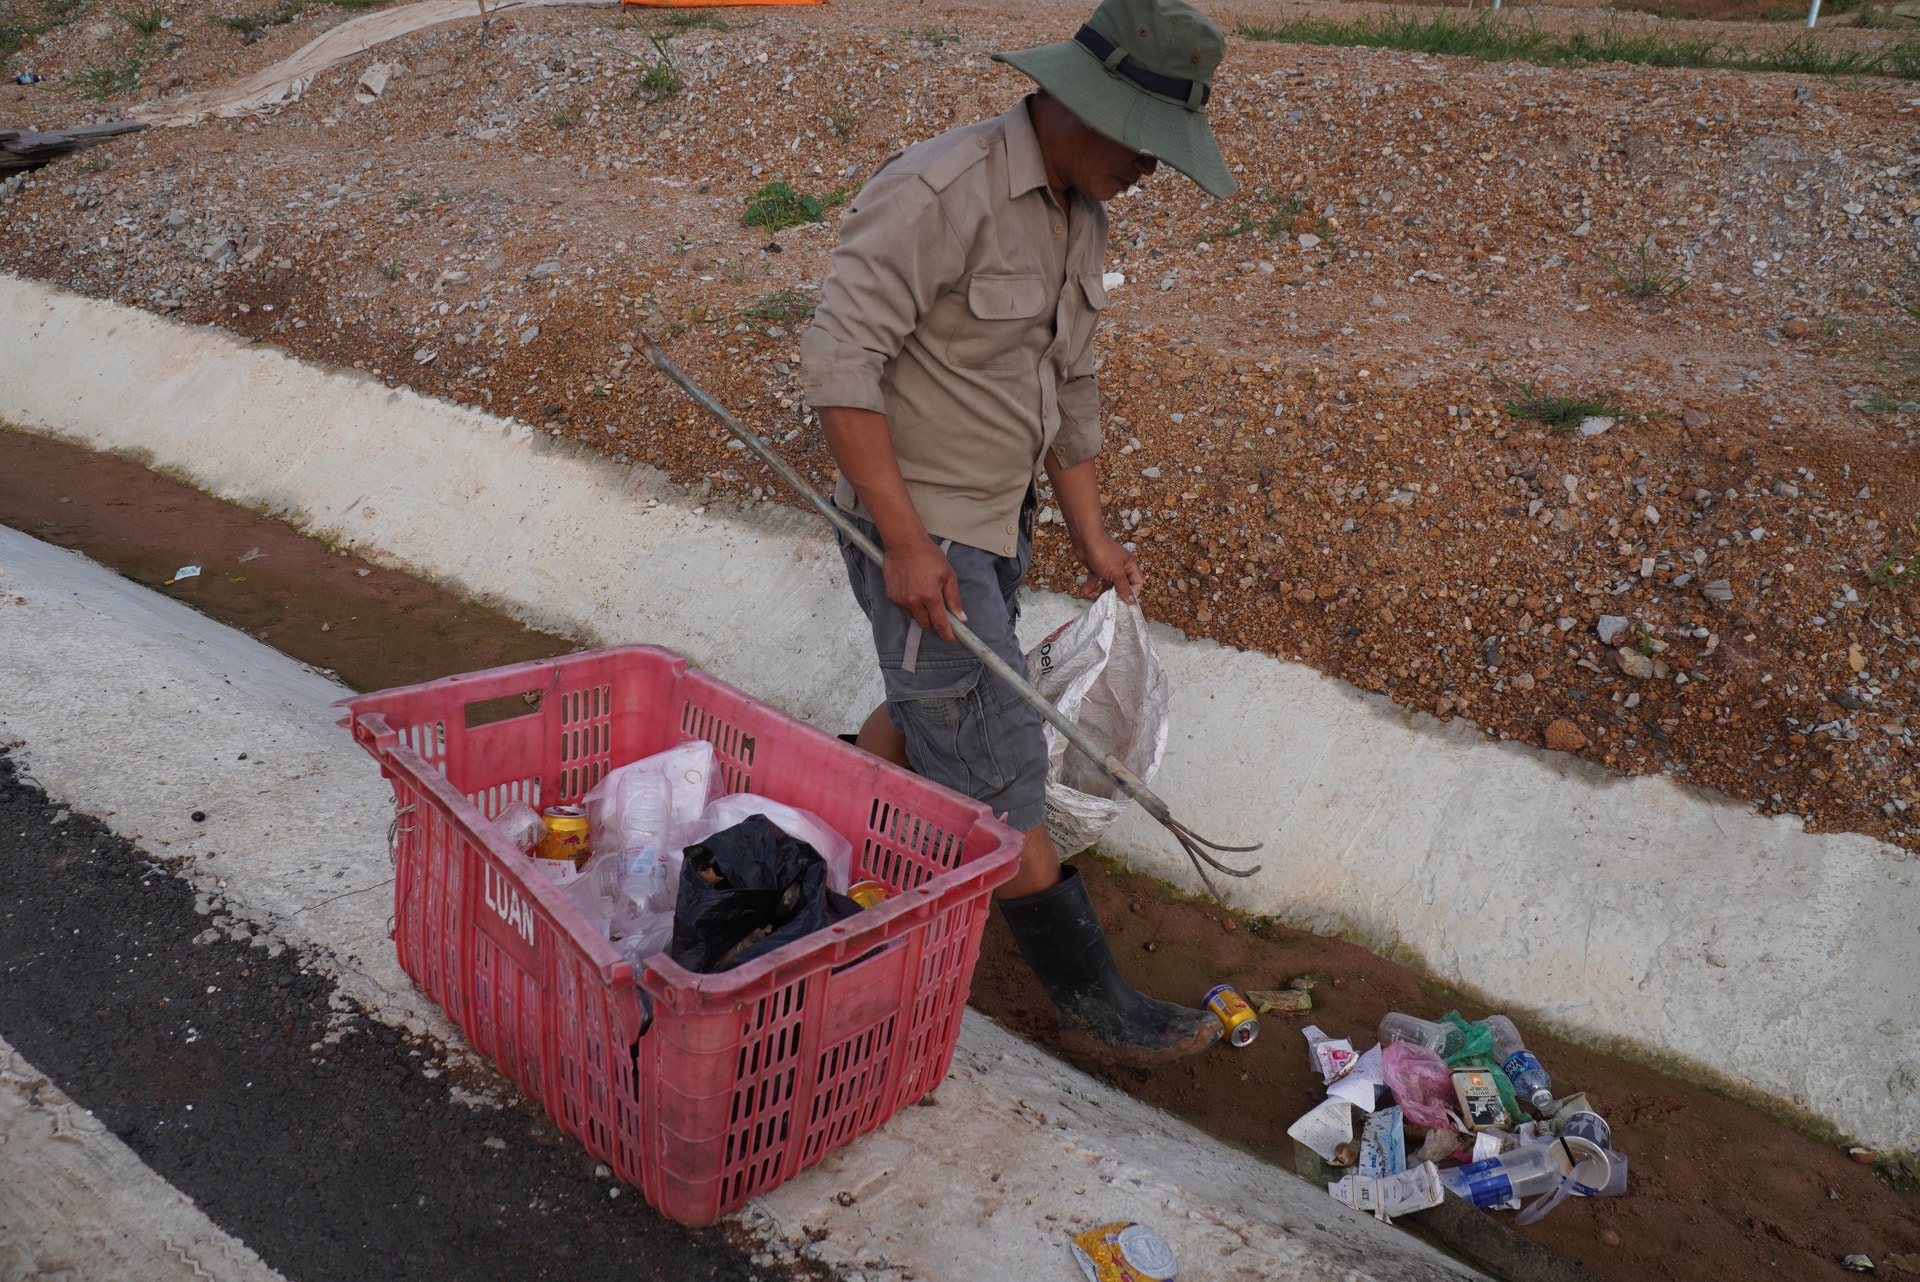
left=1633, top=622, right=1658, bottom=657
left=1200, top=211, right=1259, bottom=243
left=740, top=286, right=816, bottom=328
left=1495, top=376, right=1629, bottom=430
left=381, top=256, right=404, bottom=281
left=1605, top=238, right=1691, bottom=299
left=589, top=382, right=609, bottom=398
left=399, top=190, right=427, bottom=209
left=212, top=5, right=297, bottom=36
left=898, top=25, right=961, bottom=46
left=742, top=180, right=828, bottom=232
left=117, top=2, right=166, bottom=35
left=77, top=154, right=111, bottom=172
left=651, top=7, right=729, bottom=33
left=670, top=232, right=689, bottom=256
left=74, top=53, right=146, bottom=100
left=551, top=105, right=578, bottom=129
left=827, top=102, right=860, bottom=140
left=1861, top=390, right=1920, bottom=413
left=1867, top=548, right=1917, bottom=593
left=630, top=33, right=681, bottom=102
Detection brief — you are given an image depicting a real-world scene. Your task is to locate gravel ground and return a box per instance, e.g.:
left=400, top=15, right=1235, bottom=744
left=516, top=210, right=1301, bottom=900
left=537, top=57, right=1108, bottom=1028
left=3, top=0, right=1918, bottom=849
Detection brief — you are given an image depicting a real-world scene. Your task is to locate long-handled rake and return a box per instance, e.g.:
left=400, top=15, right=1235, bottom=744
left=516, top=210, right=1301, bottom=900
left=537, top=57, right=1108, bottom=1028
left=641, top=334, right=1261, bottom=900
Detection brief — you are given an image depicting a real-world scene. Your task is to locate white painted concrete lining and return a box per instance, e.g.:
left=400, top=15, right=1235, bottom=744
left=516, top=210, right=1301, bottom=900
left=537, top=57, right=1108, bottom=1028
left=0, top=524, right=1479, bottom=1281
left=0, top=1032, right=288, bottom=1282
left=2, top=273, right=1915, bottom=1155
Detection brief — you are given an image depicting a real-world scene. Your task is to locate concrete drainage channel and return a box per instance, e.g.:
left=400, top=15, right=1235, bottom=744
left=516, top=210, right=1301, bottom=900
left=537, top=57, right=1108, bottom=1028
left=0, top=274, right=1916, bottom=1266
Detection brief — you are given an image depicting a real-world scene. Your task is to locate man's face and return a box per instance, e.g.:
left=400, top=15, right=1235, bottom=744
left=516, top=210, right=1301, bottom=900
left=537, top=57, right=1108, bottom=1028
left=1060, top=113, right=1159, bottom=202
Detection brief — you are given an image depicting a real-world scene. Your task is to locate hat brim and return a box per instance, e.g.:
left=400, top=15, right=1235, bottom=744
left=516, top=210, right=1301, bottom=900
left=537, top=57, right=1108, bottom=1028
left=994, top=40, right=1236, bottom=199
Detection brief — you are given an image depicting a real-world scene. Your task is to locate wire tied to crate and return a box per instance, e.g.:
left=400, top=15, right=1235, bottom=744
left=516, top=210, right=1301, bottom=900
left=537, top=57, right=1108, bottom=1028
left=640, top=334, right=1261, bottom=902
left=387, top=803, right=416, bottom=868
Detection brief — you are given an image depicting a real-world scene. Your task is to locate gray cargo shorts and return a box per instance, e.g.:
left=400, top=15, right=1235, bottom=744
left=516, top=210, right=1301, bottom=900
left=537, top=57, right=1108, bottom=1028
left=836, top=506, right=1048, bottom=833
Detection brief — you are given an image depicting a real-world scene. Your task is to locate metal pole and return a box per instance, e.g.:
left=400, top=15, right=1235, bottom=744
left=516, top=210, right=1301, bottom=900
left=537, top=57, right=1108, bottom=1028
left=639, top=334, right=1262, bottom=898
left=1807, top=0, right=1821, bottom=27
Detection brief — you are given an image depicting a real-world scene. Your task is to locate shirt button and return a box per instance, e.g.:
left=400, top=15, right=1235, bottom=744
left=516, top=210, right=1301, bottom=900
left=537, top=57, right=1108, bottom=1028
left=974, top=138, right=988, bottom=150
left=1052, top=223, right=1064, bottom=236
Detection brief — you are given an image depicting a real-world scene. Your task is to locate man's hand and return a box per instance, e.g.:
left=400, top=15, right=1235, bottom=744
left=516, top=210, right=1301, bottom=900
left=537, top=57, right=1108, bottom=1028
left=1077, top=532, right=1143, bottom=604
left=884, top=537, right=967, bottom=642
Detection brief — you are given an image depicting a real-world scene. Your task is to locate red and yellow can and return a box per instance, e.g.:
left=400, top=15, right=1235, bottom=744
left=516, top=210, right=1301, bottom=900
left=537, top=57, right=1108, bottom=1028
left=538, top=804, right=591, bottom=870
left=847, top=880, right=892, bottom=910
left=1203, top=984, right=1260, bottom=1048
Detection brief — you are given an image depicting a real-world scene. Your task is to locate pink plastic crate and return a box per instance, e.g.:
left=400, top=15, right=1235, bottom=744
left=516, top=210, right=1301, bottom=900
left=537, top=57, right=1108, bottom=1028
left=338, top=646, right=1022, bottom=1224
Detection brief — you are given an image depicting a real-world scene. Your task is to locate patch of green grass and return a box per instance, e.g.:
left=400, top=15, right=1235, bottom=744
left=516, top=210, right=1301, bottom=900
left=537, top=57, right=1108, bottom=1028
left=827, top=102, right=860, bottom=140
left=1235, top=8, right=1920, bottom=78
left=1861, top=390, right=1920, bottom=413
left=211, top=3, right=298, bottom=36
left=742, top=181, right=831, bottom=232
left=1605, top=238, right=1691, bottom=299
left=381, top=255, right=404, bottom=281
left=1495, top=376, right=1629, bottom=430
left=551, top=105, right=578, bottom=129
left=739, top=286, right=816, bottom=328
left=399, top=190, right=428, bottom=209
left=77, top=154, right=111, bottom=172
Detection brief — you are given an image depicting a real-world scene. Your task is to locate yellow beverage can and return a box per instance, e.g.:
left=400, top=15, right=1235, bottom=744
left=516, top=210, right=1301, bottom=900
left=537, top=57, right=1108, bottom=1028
left=1203, top=984, right=1259, bottom=1048
left=538, top=804, right=591, bottom=870
left=847, top=880, right=892, bottom=910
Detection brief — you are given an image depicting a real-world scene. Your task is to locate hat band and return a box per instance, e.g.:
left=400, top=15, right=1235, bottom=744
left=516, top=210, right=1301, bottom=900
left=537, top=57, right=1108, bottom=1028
left=1071, top=24, right=1211, bottom=112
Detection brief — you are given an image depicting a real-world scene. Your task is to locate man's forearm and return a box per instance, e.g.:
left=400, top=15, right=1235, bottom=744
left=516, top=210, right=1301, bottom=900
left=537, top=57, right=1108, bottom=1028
left=1045, top=450, right=1109, bottom=554
left=820, top=406, right=932, bottom=550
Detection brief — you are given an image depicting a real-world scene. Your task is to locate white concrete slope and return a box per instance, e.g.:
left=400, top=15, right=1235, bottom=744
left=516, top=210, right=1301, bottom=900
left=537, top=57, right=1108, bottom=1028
left=2, top=273, right=1915, bottom=1154
left=0, top=1032, right=288, bottom=1282
left=0, top=525, right=1480, bottom=1281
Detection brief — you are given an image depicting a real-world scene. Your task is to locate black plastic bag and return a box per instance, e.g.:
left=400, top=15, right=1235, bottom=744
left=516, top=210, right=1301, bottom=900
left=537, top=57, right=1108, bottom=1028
left=668, top=815, right=860, bottom=973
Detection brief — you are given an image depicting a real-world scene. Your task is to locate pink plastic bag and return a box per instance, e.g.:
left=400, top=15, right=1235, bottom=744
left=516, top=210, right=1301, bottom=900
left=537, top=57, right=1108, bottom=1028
left=1382, top=1040, right=1457, bottom=1132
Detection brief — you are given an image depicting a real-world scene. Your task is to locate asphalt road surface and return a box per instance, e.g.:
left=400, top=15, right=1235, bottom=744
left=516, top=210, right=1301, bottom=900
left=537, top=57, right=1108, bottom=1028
left=0, top=751, right=803, bottom=1282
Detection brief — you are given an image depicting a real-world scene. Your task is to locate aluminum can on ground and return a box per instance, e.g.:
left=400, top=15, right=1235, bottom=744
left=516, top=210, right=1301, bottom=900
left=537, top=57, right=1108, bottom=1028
left=1203, top=984, right=1259, bottom=1047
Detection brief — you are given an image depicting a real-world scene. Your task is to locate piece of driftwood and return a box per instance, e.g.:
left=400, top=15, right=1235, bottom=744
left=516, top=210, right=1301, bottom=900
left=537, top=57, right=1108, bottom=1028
left=0, top=120, right=147, bottom=175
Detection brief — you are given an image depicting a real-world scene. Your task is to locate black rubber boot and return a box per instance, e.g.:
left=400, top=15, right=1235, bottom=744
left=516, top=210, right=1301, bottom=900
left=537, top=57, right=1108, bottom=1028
left=998, top=867, right=1221, bottom=1064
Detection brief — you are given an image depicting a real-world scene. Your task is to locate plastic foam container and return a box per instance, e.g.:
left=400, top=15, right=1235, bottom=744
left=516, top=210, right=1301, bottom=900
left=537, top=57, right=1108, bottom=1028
left=339, top=645, right=1023, bottom=1224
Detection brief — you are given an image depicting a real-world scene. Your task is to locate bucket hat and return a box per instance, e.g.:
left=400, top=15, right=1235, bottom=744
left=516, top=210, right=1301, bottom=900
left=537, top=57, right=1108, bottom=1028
left=994, top=0, right=1235, bottom=198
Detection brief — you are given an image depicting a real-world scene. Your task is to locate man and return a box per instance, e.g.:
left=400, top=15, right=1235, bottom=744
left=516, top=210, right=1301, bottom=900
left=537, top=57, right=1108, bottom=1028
left=800, top=0, right=1235, bottom=1063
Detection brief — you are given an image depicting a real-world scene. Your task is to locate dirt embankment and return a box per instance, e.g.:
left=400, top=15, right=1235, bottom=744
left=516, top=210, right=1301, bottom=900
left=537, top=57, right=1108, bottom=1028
left=3, top=1, right=1917, bottom=849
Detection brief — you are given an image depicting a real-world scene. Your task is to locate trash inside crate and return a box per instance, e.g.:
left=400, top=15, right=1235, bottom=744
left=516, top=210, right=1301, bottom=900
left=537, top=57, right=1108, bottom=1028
left=339, top=645, right=1023, bottom=1224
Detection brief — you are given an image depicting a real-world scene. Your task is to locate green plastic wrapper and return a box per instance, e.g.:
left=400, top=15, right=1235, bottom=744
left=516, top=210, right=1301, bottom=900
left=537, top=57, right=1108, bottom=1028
left=1441, top=1011, right=1523, bottom=1121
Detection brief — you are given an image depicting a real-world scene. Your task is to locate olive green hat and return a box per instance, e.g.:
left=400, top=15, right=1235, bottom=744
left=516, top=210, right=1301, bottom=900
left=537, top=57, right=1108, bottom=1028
left=994, top=0, right=1235, bottom=199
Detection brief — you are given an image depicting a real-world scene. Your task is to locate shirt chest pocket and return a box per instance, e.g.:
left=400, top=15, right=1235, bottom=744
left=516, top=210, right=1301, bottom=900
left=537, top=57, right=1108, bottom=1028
left=943, top=273, right=1051, bottom=371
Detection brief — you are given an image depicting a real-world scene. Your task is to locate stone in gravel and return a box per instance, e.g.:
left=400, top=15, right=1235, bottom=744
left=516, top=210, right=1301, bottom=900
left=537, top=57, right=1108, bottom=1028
left=1615, top=647, right=1655, bottom=679
left=1577, top=416, right=1613, bottom=436
left=1292, top=588, right=1316, bottom=604
left=1544, top=719, right=1587, bottom=752
left=1783, top=317, right=1813, bottom=338
left=1701, top=578, right=1734, bottom=603
left=518, top=325, right=540, bottom=346
left=1682, top=407, right=1712, bottom=429
left=1511, top=672, right=1535, bottom=692
left=1140, top=466, right=1161, bottom=478
left=1597, top=615, right=1630, bottom=644
left=529, top=261, right=560, bottom=279
left=1297, top=233, right=1321, bottom=250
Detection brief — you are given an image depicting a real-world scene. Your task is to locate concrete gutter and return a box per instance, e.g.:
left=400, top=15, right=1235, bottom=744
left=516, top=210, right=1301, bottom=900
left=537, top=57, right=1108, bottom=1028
left=2, top=272, right=1916, bottom=1155
left=0, top=523, right=1479, bottom=1281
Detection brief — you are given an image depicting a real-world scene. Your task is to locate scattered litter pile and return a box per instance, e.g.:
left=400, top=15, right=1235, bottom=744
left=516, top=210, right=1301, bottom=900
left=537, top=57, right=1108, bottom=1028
left=1288, top=1010, right=1627, bottom=1228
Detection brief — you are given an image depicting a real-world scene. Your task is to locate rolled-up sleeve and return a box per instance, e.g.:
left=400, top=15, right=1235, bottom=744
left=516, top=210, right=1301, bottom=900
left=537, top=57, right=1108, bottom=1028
left=1050, top=372, right=1102, bottom=469
left=800, top=174, right=963, bottom=414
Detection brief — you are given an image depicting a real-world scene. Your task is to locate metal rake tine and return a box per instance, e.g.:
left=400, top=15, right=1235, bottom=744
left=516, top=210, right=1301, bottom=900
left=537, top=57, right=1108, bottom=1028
left=1169, top=818, right=1264, bottom=857
left=1167, top=818, right=1263, bottom=877
left=1176, top=836, right=1226, bottom=903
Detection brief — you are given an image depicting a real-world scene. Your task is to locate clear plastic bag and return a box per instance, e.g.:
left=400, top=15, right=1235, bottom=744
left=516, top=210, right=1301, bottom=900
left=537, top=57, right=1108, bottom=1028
left=683, top=795, right=854, bottom=893
left=582, top=740, right=718, bottom=857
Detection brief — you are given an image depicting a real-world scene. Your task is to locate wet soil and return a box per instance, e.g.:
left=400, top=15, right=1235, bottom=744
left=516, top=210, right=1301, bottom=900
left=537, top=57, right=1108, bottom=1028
left=971, top=856, right=1920, bottom=1282
left=0, top=426, right=574, bottom=693
left=0, top=752, right=793, bottom=1282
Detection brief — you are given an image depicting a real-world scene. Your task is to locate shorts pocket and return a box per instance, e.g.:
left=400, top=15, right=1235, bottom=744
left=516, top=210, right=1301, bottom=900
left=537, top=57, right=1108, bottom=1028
left=885, top=663, right=1010, bottom=800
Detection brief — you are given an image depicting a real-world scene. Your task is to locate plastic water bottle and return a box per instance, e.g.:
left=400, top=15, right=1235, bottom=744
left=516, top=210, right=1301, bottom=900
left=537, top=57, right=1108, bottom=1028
left=1487, top=1014, right=1557, bottom=1112
left=1378, top=1012, right=1465, bottom=1058
left=1453, top=1139, right=1574, bottom=1207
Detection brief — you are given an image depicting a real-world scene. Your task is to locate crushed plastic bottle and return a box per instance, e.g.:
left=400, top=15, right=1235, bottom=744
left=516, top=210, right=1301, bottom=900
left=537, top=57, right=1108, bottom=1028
left=1486, top=1014, right=1557, bottom=1113
left=1378, top=1012, right=1466, bottom=1058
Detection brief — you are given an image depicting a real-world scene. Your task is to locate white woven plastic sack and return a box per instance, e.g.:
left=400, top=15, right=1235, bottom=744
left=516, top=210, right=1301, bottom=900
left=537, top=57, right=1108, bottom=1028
left=1023, top=590, right=1170, bottom=857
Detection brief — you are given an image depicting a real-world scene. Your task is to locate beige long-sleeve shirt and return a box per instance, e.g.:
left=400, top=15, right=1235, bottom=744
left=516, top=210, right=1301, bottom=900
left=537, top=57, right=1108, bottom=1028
left=800, top=97, right=1110, bottom=557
